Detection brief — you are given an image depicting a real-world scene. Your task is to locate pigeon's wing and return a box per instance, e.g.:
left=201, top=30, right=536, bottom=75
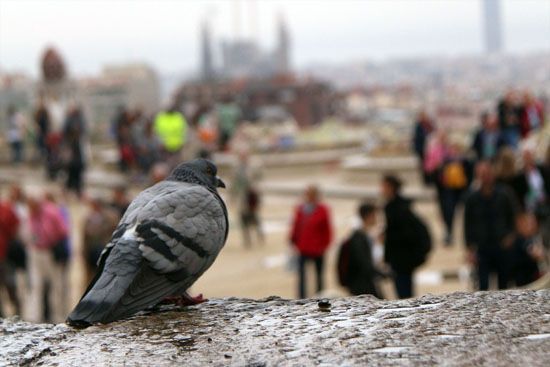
left=67, top=182, right=227, bottom=326
left=73, top=182, right=177, bottom=305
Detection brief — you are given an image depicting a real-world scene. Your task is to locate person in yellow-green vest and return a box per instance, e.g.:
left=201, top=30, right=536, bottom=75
left=153, top=103, right=188, bottom=161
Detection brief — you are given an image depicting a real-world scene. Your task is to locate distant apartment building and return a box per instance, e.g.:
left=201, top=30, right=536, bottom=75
left=482, top=0, right=503, bottom=54
left=79, top=63, right=160, bottom=128
left=0, top=73, right=34, bottom=111
left=0, top=73, right=34, bottom=134
left=2, top=47, right=161, bottom=139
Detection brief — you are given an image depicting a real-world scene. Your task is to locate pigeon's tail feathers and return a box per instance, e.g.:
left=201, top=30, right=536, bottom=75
left=66, top=270, right=134, bottom=327
left=67, top=263, right=190, bottom=327
left=100, top=265, right=190, bottom=324
left=66, top=236, right=141, bottom=327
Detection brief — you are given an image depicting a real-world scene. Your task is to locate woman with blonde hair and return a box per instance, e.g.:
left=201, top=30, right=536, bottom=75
left=494, top=147, right=526, bottom=207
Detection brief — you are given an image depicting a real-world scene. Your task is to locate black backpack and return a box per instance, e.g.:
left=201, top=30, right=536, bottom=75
left=407, top=210, right=432, bottom=268
left=337, top=236, right=353, bottom=287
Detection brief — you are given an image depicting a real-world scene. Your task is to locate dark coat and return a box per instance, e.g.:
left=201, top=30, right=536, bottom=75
left=471, top=129, right=507, bottom=161
left=497, top=100, right=521, bottom=130
left=496, top=175, right=528, bottom=209
left=384, top=196, right=419, bottom=273
left=464, top=185, right=517, bottom=250
left=412, top=122, right=430, bottom=159
left=511, top=236, right=539, bottom=287
left=497, top=165, right=549, bottom=211
left=347, top=229, right=383, bottom=298
left=542, top=165, right=550, bottom=203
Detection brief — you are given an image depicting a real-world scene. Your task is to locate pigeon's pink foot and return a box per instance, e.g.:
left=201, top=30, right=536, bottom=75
left=160, top=293, right=208, bottom=306
left=183, top=293, right=207, bottom=305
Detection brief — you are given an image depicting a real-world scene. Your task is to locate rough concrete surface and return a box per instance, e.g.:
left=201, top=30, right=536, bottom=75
left=1, top=290, right=549, bottom=366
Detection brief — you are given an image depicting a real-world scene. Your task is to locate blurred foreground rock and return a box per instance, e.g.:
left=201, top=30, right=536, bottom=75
left=1, top=291, right=549, bottom=366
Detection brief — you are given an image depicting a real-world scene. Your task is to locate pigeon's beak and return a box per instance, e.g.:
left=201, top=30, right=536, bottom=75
left=216, top=177, right=226, bottom=189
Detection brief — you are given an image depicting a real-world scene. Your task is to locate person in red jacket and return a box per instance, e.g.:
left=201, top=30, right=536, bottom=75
left=519, top=92, right=544, bottom=138
left=290, top=185, right=333, bottom=298
left=0, top=198, right=20, bottom=317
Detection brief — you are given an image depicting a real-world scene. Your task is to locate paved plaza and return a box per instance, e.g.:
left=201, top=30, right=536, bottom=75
left=0, top=153, right=471, bottom=321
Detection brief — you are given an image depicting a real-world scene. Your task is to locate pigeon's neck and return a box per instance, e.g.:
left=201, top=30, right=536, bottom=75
left=167, top=170, right=213, bottom=190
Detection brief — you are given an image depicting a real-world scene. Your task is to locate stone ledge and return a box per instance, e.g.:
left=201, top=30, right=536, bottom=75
left=1, top=290, right=549, bottom=366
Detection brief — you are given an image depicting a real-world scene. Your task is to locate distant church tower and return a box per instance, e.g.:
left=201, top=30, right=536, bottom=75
left=482, top=0, right=503, bottom=54
left=200, top=21, right=215, bottom=81
left=275, top=16, right=290, bottom=74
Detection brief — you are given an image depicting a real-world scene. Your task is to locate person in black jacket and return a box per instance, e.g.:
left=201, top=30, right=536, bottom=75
left=412, top=110, right=434, bottom=185
left=438, top=143, right=473, bottom=245
left=63, top=105, right=87, bottom=198
left=34, top=97, right=50, bottom=160
left=382, top=175, right=422, bottom=298
left=464, top=161, right=518, bottom=290
left=345, top=203, right=384, bottom=298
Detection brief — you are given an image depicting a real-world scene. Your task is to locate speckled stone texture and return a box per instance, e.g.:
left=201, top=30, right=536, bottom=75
left=1, top=290, right=549, bottom=366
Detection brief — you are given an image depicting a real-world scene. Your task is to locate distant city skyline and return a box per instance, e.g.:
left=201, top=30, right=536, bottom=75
left=0, top=0, right=549, bottom=77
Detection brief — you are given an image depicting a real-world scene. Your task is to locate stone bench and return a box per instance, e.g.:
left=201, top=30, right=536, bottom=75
left=260, top=181, right=435, bottom=202
left=213, top=147, right=363, bottom=170
left=342, top=155, right=423, bottom=184
left=1, top=291, right=548, bottom=366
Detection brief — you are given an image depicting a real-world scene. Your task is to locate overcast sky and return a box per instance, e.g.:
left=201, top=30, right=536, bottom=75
left=0, top=0, right=549, bottom=76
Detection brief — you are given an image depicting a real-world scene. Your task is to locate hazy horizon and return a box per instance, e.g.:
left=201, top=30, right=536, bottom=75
left=1, top=0, right=549, bottom=77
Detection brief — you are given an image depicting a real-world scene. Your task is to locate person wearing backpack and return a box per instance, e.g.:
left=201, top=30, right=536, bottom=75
left=382, top=175, right=432, bottom=299
left=338, top=203, right=385, bottom=298
left=438, top=143, right=473, bottom=246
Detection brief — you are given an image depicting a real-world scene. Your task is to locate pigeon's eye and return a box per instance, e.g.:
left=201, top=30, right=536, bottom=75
left=206, top=166, right=213, bottom=175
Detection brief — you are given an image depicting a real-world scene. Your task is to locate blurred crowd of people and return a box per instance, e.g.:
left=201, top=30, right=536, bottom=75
left=290, top=174, right=433, bottom=300
left=6, top=98, right=88, bottom=198
left=413, top=89, right=548, bottom=291
left=0, top=185, right=129, bottom=322
left=285, top=90, right=547, bottom=300
left=1, top=88, right=548, bottom=321
left=0, top=186, right=69, bottom=322
left=112, top=96, right=242, bottom=179
left=4, top=94, right=244, bottom=196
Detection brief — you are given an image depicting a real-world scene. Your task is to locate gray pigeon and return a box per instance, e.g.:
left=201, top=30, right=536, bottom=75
left=67, top=159, right=228, bottom=327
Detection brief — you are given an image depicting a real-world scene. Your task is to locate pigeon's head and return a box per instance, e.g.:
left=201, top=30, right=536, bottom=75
left=168, top=159, right=226, bottom=191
